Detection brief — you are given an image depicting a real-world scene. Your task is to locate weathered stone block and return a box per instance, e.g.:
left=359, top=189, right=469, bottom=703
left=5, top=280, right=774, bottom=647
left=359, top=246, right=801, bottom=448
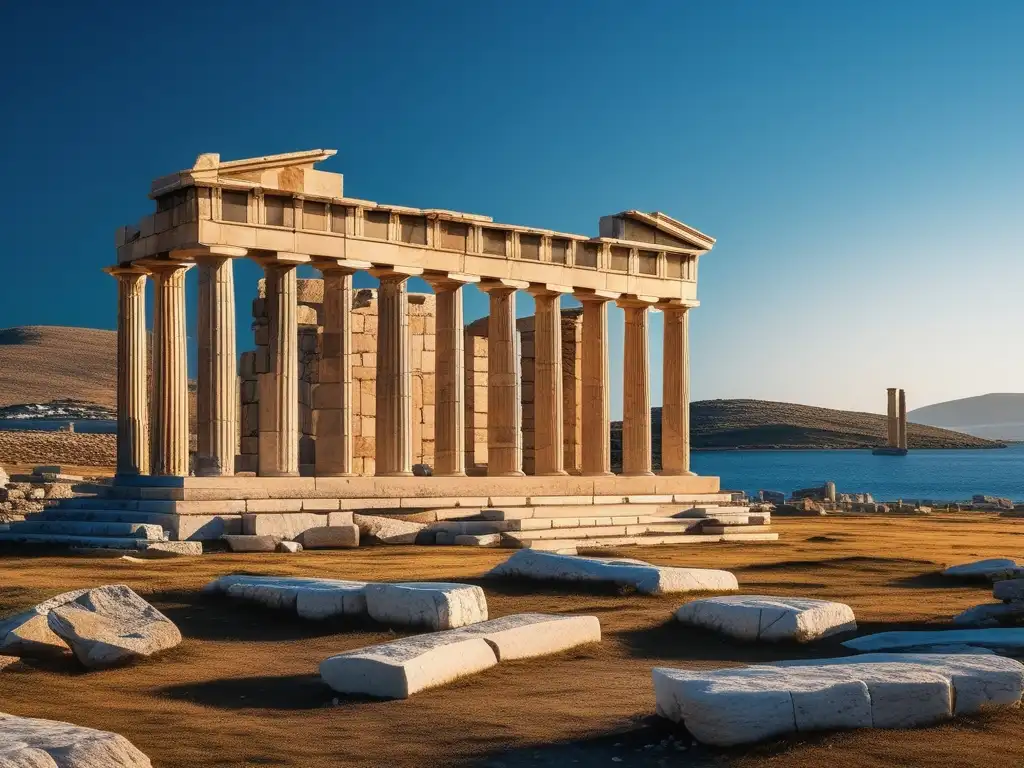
left=365, top=582, right=488, bottom=630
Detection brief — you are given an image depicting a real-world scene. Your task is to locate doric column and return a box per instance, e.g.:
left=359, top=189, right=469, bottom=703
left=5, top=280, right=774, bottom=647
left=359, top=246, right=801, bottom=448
left=618, top=296, right=655, bottom=476
left=371, top=266, right=422, bottom=476
left=530, top=284, right=571, bottom=476
left=313, top=259, right=369, bottom=476
left=195, top=255, right=237, bottom=476
left=149, top=261, right=192, bottom=476
left=575, top=291, right=617, bottom=476
left=898, top=389, right=908, bottom=449
left=105, top=265, right=149, bottom=477
left=426, top=273, right=478, bottom=476
left=886, top=387, right=898, bottom=447
left=480, top=279, right=528, bottom=476
left=258, top=259, right=300, bottom=476
left=660, top=301, right=696, bottom=476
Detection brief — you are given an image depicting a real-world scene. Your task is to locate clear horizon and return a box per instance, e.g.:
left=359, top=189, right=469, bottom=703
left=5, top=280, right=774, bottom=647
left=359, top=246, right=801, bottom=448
left=1, top=1, right=1020, bottom=419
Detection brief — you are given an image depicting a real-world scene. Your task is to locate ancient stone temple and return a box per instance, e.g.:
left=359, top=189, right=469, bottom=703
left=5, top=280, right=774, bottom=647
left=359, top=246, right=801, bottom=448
left=107, top=149, right=728, bottom=539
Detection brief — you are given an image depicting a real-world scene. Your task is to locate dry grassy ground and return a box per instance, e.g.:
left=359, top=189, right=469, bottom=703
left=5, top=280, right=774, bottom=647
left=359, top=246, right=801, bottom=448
left=0, top=432, right=116, bottom=469
left=1, top=514, right=1023, bottom=767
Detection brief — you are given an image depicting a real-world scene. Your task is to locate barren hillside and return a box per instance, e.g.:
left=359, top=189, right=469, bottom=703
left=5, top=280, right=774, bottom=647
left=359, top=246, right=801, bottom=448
left=611, top=398, right=1002, bottom=466
left=0, top=326, right=117, bottom=409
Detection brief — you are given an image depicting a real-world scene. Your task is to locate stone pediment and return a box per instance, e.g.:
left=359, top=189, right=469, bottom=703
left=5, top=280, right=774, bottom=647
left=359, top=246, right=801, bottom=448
left=151, top=149, right=342, bottom=198
left=599, top=210, right=715, bottom=252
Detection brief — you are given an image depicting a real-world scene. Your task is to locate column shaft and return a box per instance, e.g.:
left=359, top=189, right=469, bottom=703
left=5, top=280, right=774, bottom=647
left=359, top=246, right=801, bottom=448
left=150, top=263, right=191, bottom=476
left=898, top=389, right=908, bottom=450
left=196, top=257, right=237, bottom=476
left=258, top=262, right=299, bottom=476
left=531, top=290, right=566, bottom=475
left=432, top=281, right=467, bottom=475
left=109, top=268, right=149, bottom=476
left=886, top=388, right=898, bottom=448
left=484, top=285, right=524, bottom=476
left=620, top=301, right=653, bottom=476
left=661, top=306, right=693, bottom=475
left=375, top=274, right=413, bottom=476
left=315, top=268, right=355, bottom=476
left=579, top=297, right=612, bottom=475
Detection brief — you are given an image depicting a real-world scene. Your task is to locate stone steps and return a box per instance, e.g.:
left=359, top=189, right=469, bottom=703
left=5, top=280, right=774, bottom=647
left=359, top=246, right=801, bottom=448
left=480, top=504, right=718, bottom=521
left=512, top=531, right=779, bottom=551
left=0, top=532, right=158, bottom=550
left=4, top=520, right=167, bottom=539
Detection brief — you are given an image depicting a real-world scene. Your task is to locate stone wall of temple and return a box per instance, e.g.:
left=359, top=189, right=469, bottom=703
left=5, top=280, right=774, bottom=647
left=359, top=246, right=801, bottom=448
left=238, top=279, right=583, bottom=476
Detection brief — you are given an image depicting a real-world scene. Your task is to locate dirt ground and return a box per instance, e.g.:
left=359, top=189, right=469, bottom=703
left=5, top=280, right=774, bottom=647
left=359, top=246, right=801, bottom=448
left=0, top=432, right=115, bottom=469
left=2, top=514, right=1024, bottom=767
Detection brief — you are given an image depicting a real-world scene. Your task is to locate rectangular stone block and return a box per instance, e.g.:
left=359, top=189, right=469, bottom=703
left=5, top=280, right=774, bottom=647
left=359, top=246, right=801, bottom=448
left=242, top=512, right=329, bottom=538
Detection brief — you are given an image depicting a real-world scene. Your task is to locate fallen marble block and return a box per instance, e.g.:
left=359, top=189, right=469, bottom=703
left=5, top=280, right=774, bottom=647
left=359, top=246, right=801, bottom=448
left=353, top=514, right=424, bottom=545
left=365, top=582, right=487, bottom=630
left=0, top=711, right=152, bottom=767
left=296, top=525, right=359, bottom=549
left=676, top=595, right=856, bottom=642
left=222, top=534, right=280, bottom=553
left=203, top=575, right=368, bottom=618
left=0, top=588, right=90, bottom=658
left=47, top=585, right=181, bottom=669
left=488, top=550, right=738, bottom=595
left=653, top=653, right=1024, bottom=746
left=953, top=602, right=1024, bottom=627
left=449, top=613, right=600, bottom=660
left=942, top=558, right=1018, bottom=579
left=276, top=541, right=303, bottom=554
left=993, top=578, right=1024, bottom=601
left=320, top=631, right=498, bottom=699
left=454, top=533, right=501, bottom=547
left=844, top=628, right=1024, bottom=652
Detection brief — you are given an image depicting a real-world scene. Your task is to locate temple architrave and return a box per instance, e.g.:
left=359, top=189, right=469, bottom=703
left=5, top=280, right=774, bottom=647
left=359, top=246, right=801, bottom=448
left=107, top=150, right=725, bottom=536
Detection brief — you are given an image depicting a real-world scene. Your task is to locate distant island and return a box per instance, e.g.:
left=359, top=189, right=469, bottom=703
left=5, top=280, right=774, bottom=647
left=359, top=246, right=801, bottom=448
left=909, top=393, right=1024, bottom=441
left=611, top=399, right=1003, bottom=465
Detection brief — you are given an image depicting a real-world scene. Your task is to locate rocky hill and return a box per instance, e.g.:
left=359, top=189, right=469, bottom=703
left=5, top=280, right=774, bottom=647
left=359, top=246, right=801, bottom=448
left=909, top=393, right=1024, bottom=441
left=611, top=399, right=1002, bottom=466
left=0, top=326, right=118, bottom=411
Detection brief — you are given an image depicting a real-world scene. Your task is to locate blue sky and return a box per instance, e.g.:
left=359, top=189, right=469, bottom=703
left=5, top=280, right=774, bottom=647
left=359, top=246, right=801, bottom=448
left=0, top=1, right=1021, bottom=417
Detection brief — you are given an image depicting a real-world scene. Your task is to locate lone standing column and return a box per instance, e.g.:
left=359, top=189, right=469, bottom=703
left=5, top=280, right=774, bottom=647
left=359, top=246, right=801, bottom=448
left=661, top=302, right=695, bottom=476
left=195, top=254, right=238, bottom=476
left=618, top=297, right=655, bottom=476
left=481, top=279, right=528, bottom=476
left=149, top=261, right=192, bottom=476
left=530, top=284, right=570, bottom=476
left=372, top=267, right=421, bottom=476
left=886, top=387, right=899, bottom=447
left=898, top=388, right=908, bottom=450
left=313, top=259, right=369, bottom=476
left=576, top=292, right=617, bottom=476
left=258, top=259, right=300, bottom=476
left=426, top=273, right=478, bottom=476
left=106, top=265, right=150, bottom=476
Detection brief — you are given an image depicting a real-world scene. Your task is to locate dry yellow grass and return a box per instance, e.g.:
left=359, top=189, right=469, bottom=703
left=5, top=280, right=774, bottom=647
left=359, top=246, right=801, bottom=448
left=0, top=514, right=1022, bottom=767
left=0, top=432, right=115, bottom=469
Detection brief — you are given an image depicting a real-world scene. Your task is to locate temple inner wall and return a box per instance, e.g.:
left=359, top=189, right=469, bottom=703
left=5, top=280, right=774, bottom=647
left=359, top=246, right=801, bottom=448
left=239, top=278, right=585, bottom=477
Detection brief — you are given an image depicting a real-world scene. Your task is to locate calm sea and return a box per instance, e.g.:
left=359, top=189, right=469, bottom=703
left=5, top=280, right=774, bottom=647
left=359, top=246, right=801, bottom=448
left=692, top=444, right=1024, bottom=503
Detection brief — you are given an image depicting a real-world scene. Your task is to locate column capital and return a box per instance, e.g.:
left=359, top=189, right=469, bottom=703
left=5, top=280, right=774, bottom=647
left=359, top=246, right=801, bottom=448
left=423, top=272, right=480, bottom=291
left=528, top=282, right=573, bottom=298
left=313, top=257, right=372, bottom=275
left=654, top=298, right=700, bottom=313
left=104, top=264, right=150, bottom=277
left=250, top=251, right=311, bottom=267
left=479, top=278, right=529, bottom=295
left=369, top=264, right=424, bottom=281
left=171, top=245, right=248, bottom=261
left=138, top=259, right=193, bottom=274
left=573, top=289, right=620, bottom=304
left=616, top=294, right=658, bottom=309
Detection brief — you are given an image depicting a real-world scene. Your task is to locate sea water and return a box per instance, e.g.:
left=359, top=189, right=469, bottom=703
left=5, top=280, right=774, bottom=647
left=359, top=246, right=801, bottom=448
left=692, top=443, right=1024, bottom=503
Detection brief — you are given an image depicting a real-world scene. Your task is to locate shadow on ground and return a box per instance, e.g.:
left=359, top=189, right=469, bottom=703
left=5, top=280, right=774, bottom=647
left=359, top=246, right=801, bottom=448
left=152, top=589, right=381, bottom=643
left=158, top=673, right=336, bottom=710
